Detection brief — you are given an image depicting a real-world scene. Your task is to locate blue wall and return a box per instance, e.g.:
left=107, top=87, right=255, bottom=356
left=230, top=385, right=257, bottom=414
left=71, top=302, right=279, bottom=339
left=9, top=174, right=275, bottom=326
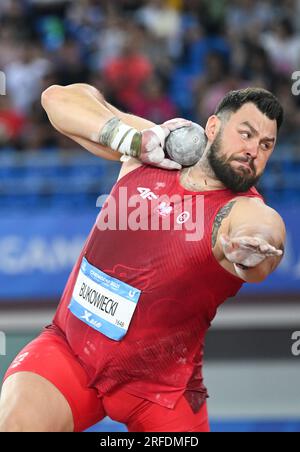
left=0, top=210, right=95, bottom=299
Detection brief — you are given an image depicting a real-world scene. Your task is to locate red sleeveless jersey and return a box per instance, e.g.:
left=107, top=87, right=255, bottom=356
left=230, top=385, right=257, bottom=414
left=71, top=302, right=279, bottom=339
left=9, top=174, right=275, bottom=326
left=53, top=165, right=262, bottom=409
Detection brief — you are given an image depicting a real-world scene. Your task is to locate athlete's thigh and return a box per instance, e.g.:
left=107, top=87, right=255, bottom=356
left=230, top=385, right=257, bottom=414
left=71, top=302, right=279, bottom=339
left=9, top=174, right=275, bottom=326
left=0, top=371, right=74, bottom=432
left=0, top=328, right=105, bottom=432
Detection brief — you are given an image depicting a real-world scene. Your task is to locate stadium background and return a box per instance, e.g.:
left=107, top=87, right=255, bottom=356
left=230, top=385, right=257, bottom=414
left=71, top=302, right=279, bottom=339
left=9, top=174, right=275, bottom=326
left=0, top=0, right=299, bottom=432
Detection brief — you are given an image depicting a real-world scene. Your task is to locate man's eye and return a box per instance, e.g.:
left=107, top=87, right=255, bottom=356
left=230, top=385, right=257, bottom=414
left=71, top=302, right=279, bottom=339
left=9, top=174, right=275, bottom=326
left=261, top=142, right=271, bottom=151
left=240, top=132, right=250, bottom=139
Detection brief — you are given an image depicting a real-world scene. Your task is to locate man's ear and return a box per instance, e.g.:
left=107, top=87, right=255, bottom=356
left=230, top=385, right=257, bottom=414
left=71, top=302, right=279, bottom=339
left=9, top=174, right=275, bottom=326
left=205, top=115, right=221, bottom=142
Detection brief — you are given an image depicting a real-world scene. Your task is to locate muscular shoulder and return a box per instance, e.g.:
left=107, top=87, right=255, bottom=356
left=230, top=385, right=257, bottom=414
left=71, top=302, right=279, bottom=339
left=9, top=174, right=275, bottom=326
left=229, top=197, right=285, bottom=232
left=212, top=196, right=285, bottom=257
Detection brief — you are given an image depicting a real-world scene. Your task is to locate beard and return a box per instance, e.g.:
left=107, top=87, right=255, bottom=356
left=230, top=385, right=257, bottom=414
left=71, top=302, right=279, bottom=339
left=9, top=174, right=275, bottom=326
left=207, top=129, right=262, bottom=193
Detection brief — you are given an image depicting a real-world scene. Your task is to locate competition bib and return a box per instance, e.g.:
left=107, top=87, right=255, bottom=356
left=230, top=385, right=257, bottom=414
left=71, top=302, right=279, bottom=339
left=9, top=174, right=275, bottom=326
left=69, top=258, right=141, bottom=341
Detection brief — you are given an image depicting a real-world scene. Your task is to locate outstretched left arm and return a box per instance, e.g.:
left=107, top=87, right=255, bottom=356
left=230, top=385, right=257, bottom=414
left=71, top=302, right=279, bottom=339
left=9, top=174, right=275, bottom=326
left=221, top=198, right=286, bottom=283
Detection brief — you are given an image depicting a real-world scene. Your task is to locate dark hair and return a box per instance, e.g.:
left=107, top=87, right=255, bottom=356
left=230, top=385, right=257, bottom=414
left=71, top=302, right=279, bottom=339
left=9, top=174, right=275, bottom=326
left=214, top=87, right=284, bottom=131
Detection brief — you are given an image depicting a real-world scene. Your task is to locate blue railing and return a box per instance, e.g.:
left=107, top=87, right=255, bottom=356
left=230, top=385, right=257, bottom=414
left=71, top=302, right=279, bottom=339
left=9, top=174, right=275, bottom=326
left=0, top=146, right=299, bottom=208
left=0, top=150, right=120, bottom=210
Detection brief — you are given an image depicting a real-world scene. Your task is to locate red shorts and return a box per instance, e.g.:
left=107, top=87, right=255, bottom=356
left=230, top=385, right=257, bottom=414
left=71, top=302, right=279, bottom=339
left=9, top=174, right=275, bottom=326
left=3, top=329, right=210, bottom=432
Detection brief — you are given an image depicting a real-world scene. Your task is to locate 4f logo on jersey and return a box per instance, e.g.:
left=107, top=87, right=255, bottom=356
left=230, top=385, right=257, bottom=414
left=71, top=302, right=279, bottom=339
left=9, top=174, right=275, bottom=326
left=138, top=188, right=173, bottom=217
left=137, top=187, right=158, bottom=201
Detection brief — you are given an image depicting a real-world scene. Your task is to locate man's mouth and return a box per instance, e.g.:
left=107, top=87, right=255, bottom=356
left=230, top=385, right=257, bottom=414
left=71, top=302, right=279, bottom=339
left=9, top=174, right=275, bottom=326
left=232, top=160, right=253, bottom=173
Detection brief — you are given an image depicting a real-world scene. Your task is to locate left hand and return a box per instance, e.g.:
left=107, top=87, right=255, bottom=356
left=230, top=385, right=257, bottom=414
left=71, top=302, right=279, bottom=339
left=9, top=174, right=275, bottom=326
left=220, top=234, right=283, bottom=268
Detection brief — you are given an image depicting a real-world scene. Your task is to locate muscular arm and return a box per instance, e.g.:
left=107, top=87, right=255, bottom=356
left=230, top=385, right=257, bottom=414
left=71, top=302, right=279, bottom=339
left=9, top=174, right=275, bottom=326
left=41, top=83, right=189, bottom=170
left=41, top=83, right=155, bottom=161
left=219, top=198, right=286, bottom=283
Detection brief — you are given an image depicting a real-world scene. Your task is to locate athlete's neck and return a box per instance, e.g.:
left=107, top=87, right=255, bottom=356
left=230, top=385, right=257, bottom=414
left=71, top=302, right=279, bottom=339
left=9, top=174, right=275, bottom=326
left=180, top=151, right=225, bottom=192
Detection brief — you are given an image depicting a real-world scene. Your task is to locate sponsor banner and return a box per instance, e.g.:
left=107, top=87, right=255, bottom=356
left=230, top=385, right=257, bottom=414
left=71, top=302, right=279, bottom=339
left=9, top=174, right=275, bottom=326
left=0, top=203, right=298, bottom=300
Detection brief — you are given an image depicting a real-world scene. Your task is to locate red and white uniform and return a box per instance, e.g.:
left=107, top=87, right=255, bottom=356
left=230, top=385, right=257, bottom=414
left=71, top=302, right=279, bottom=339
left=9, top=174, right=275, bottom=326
left=5, top=165, right=262, bottom=431
left=55, top=166, right=261, bottom=404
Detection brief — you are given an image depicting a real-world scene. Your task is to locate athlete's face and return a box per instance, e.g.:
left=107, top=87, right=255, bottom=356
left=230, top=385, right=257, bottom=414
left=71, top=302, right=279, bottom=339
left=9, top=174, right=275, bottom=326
left=207, top=103, right=277, bottom=192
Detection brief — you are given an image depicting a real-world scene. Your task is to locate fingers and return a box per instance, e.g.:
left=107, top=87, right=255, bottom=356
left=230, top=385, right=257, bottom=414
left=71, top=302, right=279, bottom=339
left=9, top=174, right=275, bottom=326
left=221, top=234, right=283, bottom=258
left=257, top=242, right=283, bottom=256
left=238, top=237, right=262, bottom=248
left=141, top=147, right=165, bottom=164
left=161, top=118, right=192, bottom=133
left=152, top=158, right=182, bottom=170
left=237, top=239, right=282, bottom=256
left=141, top=146, right=182, bottom=169
left=263, top=246, right=283, bottom=257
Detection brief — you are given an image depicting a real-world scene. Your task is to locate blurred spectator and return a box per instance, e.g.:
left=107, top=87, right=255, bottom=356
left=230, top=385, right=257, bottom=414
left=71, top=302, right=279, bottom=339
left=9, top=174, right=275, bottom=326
left=103, top=25, right=153, bottom=109
left=135, top=0, right=180, bottom=41
left=0, top=95, right=26, bottom=149
left=260, top=18, right=300, bottom=76
left=276, top=0, right=300, bottom=33
left=0, top=25, right=23, bottom=68
left=53, top=39, right=88, bottom=85
left=65, top=0, right=104, bottom=63
left=169, top=19, right=230, bottom=117
left=180, top=0, right=226, bottom=36
left=195, top=51, right=247, bottom=121
left=0, top=0, right=299, bottom=152
left=93, top=15, right=127, bottom=70
left=65, top=0, right=104, bottom=32
left=225, top=0, right=275, bottom=39
left=36, top=15, right=65, bottom=51
left=0, top=0, right=32, bottom=41
left=5, top=42, right=51, bottom=114
left=0, top=0, right=299, bottom=213
left=138, top=27, right=175, bottom=87
left=240, top=44, right=274, bottom=89
left=129, top=76, right=178, bottom=123
left=28, top=0, right=73, bottom=11
left=0, top=0, right=12, bottom=15
left=197, top=74, right=249, bottom=123
left=121, top=0, right=148, bottom=13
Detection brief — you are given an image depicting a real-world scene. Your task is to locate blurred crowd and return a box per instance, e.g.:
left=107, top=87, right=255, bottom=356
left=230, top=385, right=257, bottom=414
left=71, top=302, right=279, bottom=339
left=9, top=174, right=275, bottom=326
left=0, top=0, right=300, bottom=153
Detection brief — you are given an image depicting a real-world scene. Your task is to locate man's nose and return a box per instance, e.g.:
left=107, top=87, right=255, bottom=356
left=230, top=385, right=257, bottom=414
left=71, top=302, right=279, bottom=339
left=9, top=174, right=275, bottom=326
left=245, top=140, right=259, bottom=159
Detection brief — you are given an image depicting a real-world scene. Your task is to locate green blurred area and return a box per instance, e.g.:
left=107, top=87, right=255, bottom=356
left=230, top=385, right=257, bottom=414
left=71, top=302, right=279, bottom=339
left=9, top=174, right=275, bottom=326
left=0, top=332, right=38, bottom=384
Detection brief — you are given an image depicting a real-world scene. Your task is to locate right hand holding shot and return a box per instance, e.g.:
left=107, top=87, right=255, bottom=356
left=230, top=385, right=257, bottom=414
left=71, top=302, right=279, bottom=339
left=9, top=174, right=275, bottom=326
left=99, top=117, right=193, bottom=170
